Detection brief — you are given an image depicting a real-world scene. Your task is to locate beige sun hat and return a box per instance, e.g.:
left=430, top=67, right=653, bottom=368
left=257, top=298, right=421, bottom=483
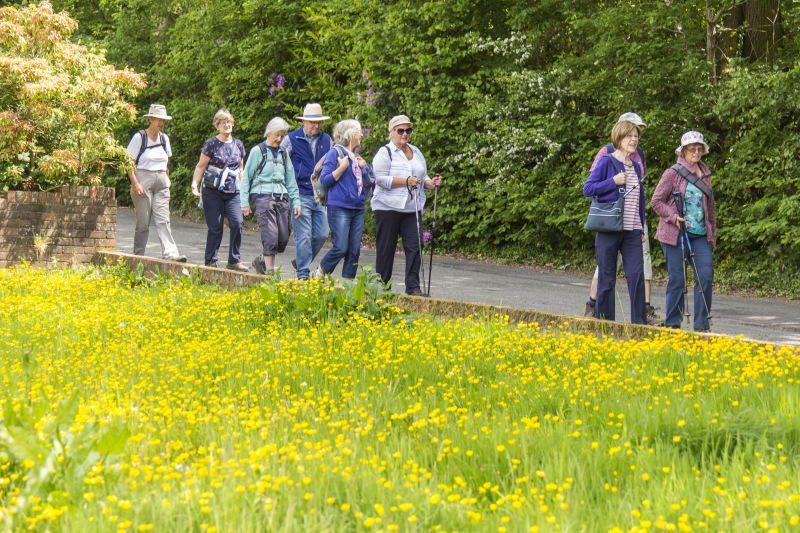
left=143, top=104, right=172, bottom=120
left=388, top=115, right=413, bottom=132
left=618, top=112, right=646, bottom=127
left=296, top=103, right=330, bottom=121
left=675, top=131, right=709, bottom=155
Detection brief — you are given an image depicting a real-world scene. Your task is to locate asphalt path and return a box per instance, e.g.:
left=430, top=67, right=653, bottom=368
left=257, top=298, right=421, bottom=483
left=116, top=207, right=800, bottom=347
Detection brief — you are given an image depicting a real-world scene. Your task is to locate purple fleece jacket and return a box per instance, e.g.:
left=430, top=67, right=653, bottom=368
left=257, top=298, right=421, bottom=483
left=651, top=156, right=716, bottom=247
left=583, top=153, right=646, bottom=232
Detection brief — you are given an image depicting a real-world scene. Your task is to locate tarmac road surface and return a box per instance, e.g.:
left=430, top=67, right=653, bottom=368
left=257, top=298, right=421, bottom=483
left=116, top=207, right=800, bottom=347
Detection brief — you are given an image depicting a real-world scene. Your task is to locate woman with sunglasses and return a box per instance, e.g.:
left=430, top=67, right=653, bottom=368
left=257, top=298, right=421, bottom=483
left=371, top=115, right=442, bottom=296
left=583, top=119, right=647, bottom=324
left=651, top=131, right=716, bottom=331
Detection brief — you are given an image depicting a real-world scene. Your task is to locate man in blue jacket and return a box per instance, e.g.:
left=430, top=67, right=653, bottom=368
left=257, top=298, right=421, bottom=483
left=280, top=103, right=332, bottom=279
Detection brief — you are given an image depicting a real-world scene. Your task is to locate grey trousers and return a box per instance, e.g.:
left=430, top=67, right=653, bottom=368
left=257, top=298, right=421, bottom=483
left=131, top=169, right=180, bottom=259
left=252, top=194, right=290, bottom=255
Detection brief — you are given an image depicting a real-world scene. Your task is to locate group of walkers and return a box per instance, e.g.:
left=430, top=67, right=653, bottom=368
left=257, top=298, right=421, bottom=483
left=128, top=104, right=714, bottom=331
left=126, top=104, right=441, bottom=296
left=582, top=113, right=716, bottom=332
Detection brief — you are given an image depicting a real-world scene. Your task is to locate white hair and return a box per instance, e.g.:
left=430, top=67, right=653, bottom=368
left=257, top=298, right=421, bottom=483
left=264, top=117, right=291, bottom=138
left=332, top=119, right=362, bottom=147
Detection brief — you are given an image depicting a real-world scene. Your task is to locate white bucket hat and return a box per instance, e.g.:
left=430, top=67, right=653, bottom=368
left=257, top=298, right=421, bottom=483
left=675, top=131, right=709, bottom=155
left=618, top=112, right=646, bottom=127
left=296, top=103, right=330, bottom=121
left=143, top=104, right=171, bottom=120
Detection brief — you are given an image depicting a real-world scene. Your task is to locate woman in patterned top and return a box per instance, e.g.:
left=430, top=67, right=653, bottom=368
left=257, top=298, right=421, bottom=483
left=583, top=120, right=647, bottom=324
left=191, top=109, right=248, bottom=271
left=652, top=131, right=716, bottom=332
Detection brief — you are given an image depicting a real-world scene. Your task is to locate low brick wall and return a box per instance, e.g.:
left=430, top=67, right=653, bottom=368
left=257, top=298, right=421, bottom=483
left=0, top=186, right=116, bottom=268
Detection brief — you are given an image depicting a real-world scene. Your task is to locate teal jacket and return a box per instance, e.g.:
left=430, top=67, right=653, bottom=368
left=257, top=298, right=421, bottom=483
left=240, top=143, right=300, bottom=208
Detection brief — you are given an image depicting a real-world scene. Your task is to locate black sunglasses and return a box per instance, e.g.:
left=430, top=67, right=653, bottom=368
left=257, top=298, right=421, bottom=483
left=395, top=128, right=413, bottom=135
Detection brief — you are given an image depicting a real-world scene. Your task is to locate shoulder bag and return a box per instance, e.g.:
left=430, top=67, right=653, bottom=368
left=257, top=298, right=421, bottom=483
left=583, top=155, right=638, bottom=233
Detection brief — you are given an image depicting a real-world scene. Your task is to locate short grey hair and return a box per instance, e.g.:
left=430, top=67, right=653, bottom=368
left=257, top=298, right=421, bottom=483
left=264, top=117, right=291, bottom=138
left=332, top=119, right=362, bottom=147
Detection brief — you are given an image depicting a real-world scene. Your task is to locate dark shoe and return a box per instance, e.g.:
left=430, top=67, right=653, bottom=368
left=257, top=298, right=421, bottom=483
left=252, top=256, right=266, bottom=275
left=408, top=288, right=428, bottom=297
left=205, top=260, right=218, bottom=268
left=291, top=258, right=297, bottom=270
left=646, top=305, right=660, bottom=326
left=169, top=255, right=187, bottom=263
left=584, top=300, right=597, bottom=319
left=226, top=262, right=249, bottom=272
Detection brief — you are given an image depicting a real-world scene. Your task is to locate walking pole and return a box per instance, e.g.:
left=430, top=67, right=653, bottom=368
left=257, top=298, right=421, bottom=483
left=426, top=181, right=439, bottom=297
left=682, top=229, right=713, bottom=323
left=412, top=185, right=428, bottom=296
left=672, top=192, right=690, bottom=325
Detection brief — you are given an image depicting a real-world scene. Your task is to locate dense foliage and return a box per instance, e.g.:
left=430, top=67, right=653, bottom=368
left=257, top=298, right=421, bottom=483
left=9, top=0, right=799, bottom=292
left=0, top=2, right=145, bottom=191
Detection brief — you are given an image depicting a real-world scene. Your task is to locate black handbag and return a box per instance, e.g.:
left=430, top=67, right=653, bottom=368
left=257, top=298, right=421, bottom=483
left=584, top=155, right=637, bottom=233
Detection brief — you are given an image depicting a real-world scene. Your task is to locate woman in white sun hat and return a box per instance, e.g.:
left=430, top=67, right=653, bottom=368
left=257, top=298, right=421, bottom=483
left=126, top=104, right=186, bottom=262
left=652, top=131, right=716, bottom=332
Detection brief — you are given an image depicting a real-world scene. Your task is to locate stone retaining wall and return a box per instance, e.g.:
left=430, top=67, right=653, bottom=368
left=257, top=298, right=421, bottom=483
left=0, top=186, right=116, bottom=268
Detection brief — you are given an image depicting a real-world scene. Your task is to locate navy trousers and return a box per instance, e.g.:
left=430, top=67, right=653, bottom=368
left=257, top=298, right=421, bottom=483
left=595, top=230, right=646, bottom=324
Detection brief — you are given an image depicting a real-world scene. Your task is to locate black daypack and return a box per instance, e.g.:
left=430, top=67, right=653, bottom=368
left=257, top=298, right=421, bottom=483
left=135, top=130, right=167, bottom=167
left=255, top=142, right=287, bottom=176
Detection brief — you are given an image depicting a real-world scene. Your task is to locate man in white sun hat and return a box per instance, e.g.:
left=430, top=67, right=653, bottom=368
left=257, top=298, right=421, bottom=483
left=583, top=112, right=658, bottom=325
left=280, top=103, right=332, bottom=279
left=126, top=104, right=186, bottom=262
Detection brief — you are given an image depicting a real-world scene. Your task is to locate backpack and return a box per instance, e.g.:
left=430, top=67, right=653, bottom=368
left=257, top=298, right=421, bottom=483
left=311, top=145, right=347, bottom=206
left=135, top=130, right=166, bottom=167
left=256, top=142, right=287, bottom=176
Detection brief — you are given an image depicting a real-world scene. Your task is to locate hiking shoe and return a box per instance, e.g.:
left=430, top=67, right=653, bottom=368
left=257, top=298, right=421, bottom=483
left=408, top=288, right=429, bottom=297
left=584, top=300, right=597, bottom=319
left=252, top=256, right=266, bottom=275
left=646, top=305, right=660, bottom=326
left=291, top=258, right=297, bottom=270
left=310, top=266, right=324, bottom=279
left=168, top=255, right=187, bottom=263
left=226, top=262, right=249, bottom=272
left=205, top=260, right=218, bottom=268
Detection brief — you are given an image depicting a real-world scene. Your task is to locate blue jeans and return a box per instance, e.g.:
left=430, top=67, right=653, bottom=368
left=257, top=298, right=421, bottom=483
left=320, top=206, right=364, bottom=279
left=595, top=230, right=646, bottom=324
left=661, top=233, right=714, bottom=330
left=201, top=187, right=242, bottom=264
left=292, top=194, right=329, bottom=279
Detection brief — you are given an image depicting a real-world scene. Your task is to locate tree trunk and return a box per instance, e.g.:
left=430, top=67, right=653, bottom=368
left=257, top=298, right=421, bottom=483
left=742, top=0, right=782, bottom=62
left=718, top=3, right=745, bottom=73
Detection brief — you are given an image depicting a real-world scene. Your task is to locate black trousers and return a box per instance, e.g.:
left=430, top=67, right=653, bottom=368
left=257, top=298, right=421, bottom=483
left=374, top=210, right=423, bottom=293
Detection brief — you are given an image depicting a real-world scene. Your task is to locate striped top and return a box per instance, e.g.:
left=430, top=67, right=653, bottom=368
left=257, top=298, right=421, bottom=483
left=622, top=164, right=642, bottom=231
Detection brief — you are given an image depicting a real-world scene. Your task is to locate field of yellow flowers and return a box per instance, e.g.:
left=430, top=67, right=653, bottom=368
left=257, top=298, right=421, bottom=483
left=1, top=265, right=799, bottom=532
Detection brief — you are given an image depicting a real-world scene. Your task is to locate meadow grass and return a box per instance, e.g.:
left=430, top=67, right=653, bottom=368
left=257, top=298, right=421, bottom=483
left=0, top=265, right=799, bottom=532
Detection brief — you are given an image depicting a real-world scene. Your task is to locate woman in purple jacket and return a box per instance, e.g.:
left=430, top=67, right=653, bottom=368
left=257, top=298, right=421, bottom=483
left=652, top=131, right=716, bottom=331
left=583, top=120, right=647, bottom=324
left=311, top=119, right=375, bottom=279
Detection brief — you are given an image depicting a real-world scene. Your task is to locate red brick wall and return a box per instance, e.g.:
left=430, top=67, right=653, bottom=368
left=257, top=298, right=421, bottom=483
left=0, top=186, right=116, bottom=268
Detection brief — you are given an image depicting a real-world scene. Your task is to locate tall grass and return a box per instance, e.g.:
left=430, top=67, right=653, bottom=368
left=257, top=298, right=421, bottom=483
left=0, top=265, right=798, bottom=532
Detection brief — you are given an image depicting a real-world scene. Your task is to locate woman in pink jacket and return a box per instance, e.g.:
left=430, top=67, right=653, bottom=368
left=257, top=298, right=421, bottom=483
left=651, top=131, right=717, bottom=331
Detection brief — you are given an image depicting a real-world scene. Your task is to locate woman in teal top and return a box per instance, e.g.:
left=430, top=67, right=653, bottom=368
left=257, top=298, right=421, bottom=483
left=241, top=117, right=301, bottom=276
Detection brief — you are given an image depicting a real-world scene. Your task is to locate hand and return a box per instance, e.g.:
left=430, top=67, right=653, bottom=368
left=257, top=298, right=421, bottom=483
left=131, top=180, right=144, bottom=196
left=242, top=206, right=251, bottom=217
left=641, top=233, right=646, bottom=243
left=337, top=155, right=350, bottom=170
left=432, top=174, right=442, bottom=187
left=293, top=206, right=302, bottom=219
left=612, top=172, right=626, bottom=186
left=356, top=156, right=367, bottom=168
left=407, top=176, right=421, bottom=187
left=191, top=181, right=201, bottom=197
left=675, top=217, right=686, bottom=229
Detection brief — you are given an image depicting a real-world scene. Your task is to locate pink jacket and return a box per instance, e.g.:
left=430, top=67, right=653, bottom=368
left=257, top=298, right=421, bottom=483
left=651, top=156, right=716, bottom=248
